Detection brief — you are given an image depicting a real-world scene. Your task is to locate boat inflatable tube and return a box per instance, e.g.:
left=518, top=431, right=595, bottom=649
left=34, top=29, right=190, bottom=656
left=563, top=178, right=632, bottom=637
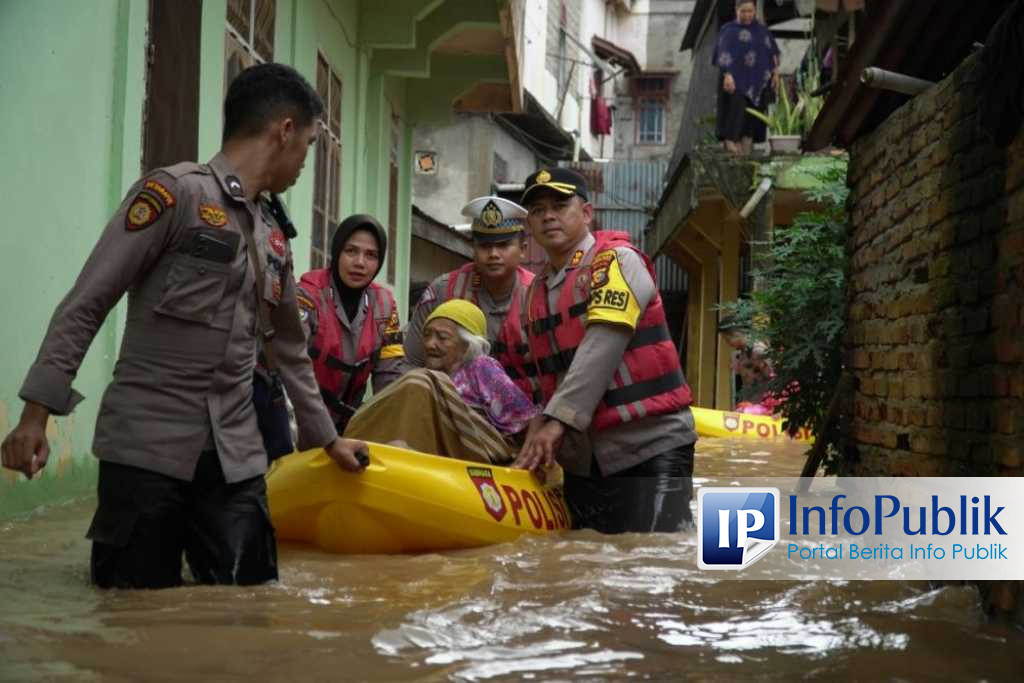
left=691, top=406, right=815, bottom=442
left=267, top=443, right=571, bottom=554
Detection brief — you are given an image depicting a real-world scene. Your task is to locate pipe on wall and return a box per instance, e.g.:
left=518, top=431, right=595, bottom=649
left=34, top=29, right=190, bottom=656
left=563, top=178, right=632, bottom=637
left=860, top=67, right=935, bottom=96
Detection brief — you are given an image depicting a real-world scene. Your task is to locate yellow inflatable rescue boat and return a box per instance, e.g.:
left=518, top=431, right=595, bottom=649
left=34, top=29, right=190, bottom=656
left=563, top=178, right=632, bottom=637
left=691, top=406, right=815, bottom=442
left=266, top=443, right=570, bottom=554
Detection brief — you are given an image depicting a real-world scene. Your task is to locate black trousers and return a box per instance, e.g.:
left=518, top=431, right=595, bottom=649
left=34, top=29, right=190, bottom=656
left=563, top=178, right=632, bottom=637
left=564, top=443, right=695, bottom=534
left=86, top=451, right=278, bottom=589
left=716, top=76, right=770, bottom=143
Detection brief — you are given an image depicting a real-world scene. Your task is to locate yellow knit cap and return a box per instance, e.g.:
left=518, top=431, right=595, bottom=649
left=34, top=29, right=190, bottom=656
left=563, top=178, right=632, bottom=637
left=425, top=299, right=487, bottom=338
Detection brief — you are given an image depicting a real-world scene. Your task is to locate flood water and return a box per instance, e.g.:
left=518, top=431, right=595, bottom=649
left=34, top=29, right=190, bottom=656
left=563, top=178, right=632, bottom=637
left=2, top=438, right=1021, bottom=681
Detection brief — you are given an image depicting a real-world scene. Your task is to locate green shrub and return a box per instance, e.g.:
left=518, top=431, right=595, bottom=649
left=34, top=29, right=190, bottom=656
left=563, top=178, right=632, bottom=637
left=746, top=58, right=824, bottom=138
left=718, top=161, right=849, bottom=472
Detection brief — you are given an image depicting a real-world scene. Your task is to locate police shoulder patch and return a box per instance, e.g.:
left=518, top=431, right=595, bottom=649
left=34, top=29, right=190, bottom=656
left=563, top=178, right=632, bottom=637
left=143, top=179, right=176, bottom=207
left=385, top=307, right=401, bottom=334
left=589, top=249, right=617, bottom=288
left=125, top=194, right=161, bottom=231
left=125, top=176, right=177, bottom=231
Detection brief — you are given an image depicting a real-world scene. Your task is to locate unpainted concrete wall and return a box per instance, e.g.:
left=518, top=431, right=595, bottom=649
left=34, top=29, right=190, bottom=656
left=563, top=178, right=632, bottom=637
left=412, top=115, right=539, bottom=223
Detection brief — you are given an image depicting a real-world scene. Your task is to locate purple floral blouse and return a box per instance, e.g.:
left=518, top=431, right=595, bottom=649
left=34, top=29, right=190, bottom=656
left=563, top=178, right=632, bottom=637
left=451, top=355, right=540, bottom=435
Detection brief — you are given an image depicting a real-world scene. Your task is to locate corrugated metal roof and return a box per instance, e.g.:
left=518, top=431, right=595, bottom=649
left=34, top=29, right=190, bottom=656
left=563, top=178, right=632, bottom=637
left=563, top=160, right=687, bottom=292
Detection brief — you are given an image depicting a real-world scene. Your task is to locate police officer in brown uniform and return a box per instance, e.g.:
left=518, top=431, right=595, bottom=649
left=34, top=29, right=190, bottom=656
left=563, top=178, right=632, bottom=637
left=0, top=63, right=367, bottom=588
left=514, top=168, right=698, bottom=533
left=404, top=197, right=536, bottom=394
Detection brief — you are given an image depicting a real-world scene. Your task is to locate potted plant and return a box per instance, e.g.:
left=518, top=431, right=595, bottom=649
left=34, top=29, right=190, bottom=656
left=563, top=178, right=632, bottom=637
left=747, top=60, right=824, bottom=155
left=747, top=83, right=804, bottom=154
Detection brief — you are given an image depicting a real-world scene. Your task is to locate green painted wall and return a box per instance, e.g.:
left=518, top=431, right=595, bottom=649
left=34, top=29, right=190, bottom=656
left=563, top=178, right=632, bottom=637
left=0, top=0, right=147, bottom=518
left=0, top=0, right=498, bottom=519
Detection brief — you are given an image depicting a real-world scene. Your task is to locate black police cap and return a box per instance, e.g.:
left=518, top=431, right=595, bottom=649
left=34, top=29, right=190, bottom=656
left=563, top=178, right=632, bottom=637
left=521, top=167, right=589, bottom=204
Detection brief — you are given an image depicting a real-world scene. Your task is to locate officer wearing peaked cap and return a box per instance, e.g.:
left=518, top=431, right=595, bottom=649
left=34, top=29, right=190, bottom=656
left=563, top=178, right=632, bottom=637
left=515, top=166, right=698, bottom=534
left=405, top=196, right=538, bottom=401
left=463, top=195, right=529, bottom=242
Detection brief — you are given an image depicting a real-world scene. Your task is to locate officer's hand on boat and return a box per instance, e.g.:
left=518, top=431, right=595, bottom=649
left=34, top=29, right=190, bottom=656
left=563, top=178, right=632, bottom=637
left=515, top=416, right=564, bottom=474
left=1, top=401, right=51, bottom=479
left=326, top=437, right=370, bottom=472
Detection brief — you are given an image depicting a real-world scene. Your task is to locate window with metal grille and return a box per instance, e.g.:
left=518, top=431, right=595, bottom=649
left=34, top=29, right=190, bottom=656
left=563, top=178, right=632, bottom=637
left=224, top=0, right=274, bottom=87
left=310, top=52, right=342, bottom=270
left=637, top=98, right=666, bottom=144
left=632, top=74, right=672, bottom=145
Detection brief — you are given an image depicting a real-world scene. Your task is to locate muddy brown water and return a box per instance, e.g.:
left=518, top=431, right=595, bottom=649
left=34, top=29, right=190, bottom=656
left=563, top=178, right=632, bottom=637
left=1, top=439, right=1021, bottom=681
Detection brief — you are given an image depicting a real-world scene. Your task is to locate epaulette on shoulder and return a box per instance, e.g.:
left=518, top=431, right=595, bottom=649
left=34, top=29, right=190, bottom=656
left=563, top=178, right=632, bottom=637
left=161, top=161, right=208, bottom=179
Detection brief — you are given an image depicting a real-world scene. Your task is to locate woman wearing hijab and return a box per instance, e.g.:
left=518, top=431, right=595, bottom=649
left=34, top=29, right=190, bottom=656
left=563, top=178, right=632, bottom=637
left=344, top=299, right=539, bottom=464
left=295, top=214, right=407, bottom=435
left=714, top=0, right=781, bottom=154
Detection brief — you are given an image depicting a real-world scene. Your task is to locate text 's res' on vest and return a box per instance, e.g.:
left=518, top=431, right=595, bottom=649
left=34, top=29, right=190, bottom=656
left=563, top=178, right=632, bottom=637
left=299, top=269, right=396, bottom=426
left=525, top=231, right=692, bottom=430
left=446, top=262, right=539, bottom=401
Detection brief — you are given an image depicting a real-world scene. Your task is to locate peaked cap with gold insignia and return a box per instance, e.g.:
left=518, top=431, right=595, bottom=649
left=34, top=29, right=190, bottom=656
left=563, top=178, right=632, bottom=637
left=521, top=167, right=589, bottom=204
left=461, top=195, right=528, bottom=243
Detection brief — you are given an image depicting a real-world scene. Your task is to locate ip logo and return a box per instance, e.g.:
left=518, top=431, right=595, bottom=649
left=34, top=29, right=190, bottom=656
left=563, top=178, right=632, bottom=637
left=698, top=487, right=780, bottom=570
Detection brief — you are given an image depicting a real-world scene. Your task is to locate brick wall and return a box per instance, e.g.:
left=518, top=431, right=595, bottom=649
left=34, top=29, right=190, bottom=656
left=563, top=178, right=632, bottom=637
left=844, top=54, right=1024, bottom=477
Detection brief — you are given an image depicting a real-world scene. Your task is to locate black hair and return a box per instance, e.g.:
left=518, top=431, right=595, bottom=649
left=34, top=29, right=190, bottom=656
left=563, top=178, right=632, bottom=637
left=222, top=63, right=324, bottom=143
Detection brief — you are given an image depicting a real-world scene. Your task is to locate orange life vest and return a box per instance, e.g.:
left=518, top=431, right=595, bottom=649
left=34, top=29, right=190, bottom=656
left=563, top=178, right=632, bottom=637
left=445, top=263, right=539, bottom=402
left=299, top=269, right=398, bottom=429
left=524, top=231, right=692, bottom=430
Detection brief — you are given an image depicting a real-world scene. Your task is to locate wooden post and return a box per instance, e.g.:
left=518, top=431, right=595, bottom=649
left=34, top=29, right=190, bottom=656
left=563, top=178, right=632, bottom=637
left=799, top=373, right=853, bottom=490
left=715, top=216, right=741, bottom=409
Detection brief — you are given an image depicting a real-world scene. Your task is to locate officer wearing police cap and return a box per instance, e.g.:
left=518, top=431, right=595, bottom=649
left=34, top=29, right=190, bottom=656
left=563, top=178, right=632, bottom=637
left=405, top=195, right=537, bottom=399
left=515, top=166, right=698, bottom=534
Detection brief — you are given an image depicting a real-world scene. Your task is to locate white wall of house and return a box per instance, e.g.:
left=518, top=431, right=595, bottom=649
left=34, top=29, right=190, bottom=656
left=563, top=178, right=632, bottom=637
left=613, top=0, right=694, bottom=160
left=518, top=0, right=696, bottom=162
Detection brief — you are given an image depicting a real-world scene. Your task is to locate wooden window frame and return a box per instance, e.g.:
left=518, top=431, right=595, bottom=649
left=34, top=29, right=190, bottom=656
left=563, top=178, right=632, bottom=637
left=386, top=105, right=400, bottom=283
left=311, top=50, right=342, bottom=270
left=636, top=97, right=666, bottom=145
left=632, top=73, right=674, bottom=146
left=224, top=1, right=275, bottom=94
left=226, top=0, right=275, bottom=63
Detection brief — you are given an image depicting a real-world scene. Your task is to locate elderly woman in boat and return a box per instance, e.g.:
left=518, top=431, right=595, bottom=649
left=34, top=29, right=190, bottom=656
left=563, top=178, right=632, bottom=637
left=343, top=299, right=540, bottom=464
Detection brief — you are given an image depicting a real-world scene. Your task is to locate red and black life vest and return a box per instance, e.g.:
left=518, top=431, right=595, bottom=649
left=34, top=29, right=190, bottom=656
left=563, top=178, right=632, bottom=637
left=299, top=269, right=398, bottom=429
left=444, top=263, right=539, bottom=401
left=524, top=231, right=692, bottom=431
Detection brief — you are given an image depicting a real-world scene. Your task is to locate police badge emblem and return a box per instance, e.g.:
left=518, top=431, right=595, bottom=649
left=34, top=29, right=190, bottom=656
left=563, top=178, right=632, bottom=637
left=480, top=200, right=502, bottom=228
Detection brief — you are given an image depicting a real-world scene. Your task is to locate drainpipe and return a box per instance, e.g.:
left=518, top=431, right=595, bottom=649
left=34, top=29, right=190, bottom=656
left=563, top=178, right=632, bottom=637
left=572, top=129, right=581, bottom=162
left=860, top=67, right=935, bottom=96
left=740, top=177, right=773, bottom=219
